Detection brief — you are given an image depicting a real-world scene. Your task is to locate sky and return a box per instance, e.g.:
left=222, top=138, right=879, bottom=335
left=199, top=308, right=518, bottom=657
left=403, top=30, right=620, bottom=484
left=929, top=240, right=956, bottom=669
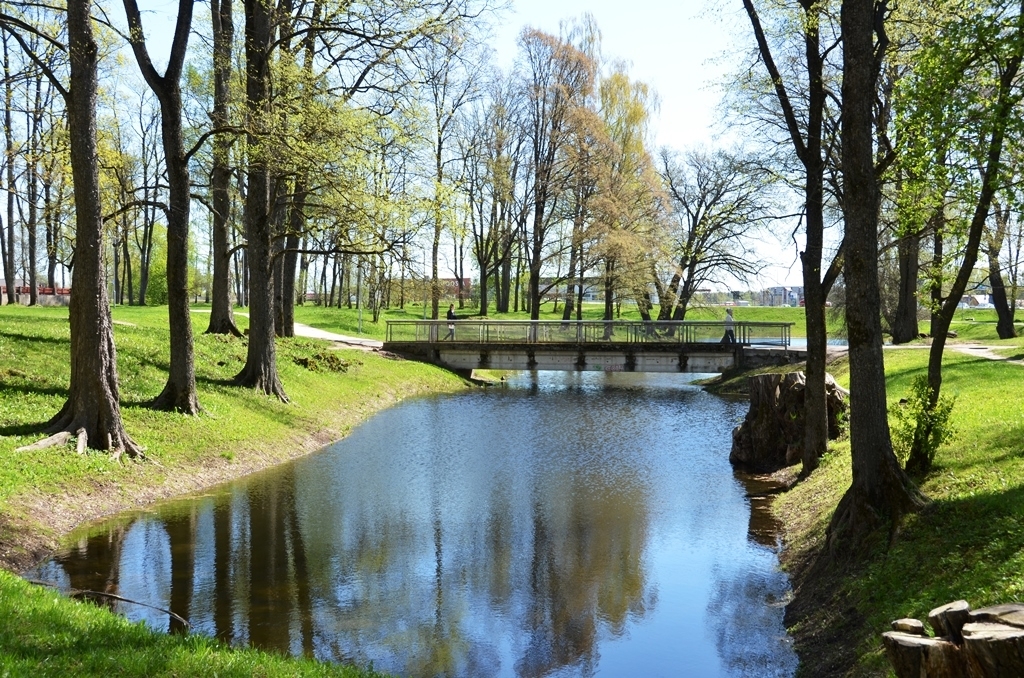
left=490, top=0, right=748, bottom=153
left=135, top=0, right=803, bottom=287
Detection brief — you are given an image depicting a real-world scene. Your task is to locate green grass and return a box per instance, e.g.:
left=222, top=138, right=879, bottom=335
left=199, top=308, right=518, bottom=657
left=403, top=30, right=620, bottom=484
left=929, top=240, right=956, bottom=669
left=773, top=348, right=1024, bottom=676
left=0, top=570, right=384, bottom=677
left=0, top=303, right=467, bottom=676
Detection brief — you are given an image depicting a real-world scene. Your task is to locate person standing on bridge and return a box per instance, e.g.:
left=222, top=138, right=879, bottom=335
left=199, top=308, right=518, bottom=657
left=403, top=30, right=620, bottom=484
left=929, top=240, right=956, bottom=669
left=723, top=308, right=736, bottom=344
left=444, top=304, right=457, bottom=340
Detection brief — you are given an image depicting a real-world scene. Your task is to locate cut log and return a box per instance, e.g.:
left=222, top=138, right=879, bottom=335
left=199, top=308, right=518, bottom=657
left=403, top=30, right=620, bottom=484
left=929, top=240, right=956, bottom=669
left=962, top=622, right=1024, bottom=677
left=893, top=618, right=927, bottom=635
left=969, top=603, right=1024, bottom=630
left=929, top=599, right=972, bottom=644
left=75, top=428, right=87, bottom=455
left=883, top=631, right=966, bottom=678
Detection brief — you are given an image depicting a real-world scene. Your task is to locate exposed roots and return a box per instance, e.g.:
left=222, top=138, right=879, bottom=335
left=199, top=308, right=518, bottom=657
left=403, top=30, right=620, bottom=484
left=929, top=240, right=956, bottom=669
left=150, top=380, right=202, bottom=415
left=823, top=467, right=928, bottom=565
left=233, top=363, right=289, bottom=403
left=15, top=431, right=73, bottom=452
left=205, top=317, right=243, bottom=338
left=32, top=405, right=147, bottom=461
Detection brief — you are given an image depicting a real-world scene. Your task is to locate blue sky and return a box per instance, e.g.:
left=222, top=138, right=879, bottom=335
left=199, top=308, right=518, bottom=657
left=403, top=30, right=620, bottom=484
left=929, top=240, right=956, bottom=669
left=492, top=0, right=746, bottom=152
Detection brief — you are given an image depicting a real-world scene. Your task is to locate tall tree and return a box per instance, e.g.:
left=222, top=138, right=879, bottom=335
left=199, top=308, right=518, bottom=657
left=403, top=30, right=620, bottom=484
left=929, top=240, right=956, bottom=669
left=206, top=0, right=242, bottom=337
left=3, top=0, right=143, bottom=457
left=657, top=149, right=771, bottom=321
left=234, top=0, right=286, bottom=399
left=741, top=0, right=844, bottom=475
left=121, top=0, right=200, bottom=414
left=520, top=27, right=596, bottom=320
left=826, top=0, right=923, bottom=552
left=899, top=0, right=1024, bottom=474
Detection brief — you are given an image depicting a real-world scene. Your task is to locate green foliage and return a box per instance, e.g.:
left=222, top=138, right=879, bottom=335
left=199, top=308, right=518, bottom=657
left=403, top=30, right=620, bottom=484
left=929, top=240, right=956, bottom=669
left=775, top=349, right=1024, bottom=677
left=889, top=376, right=958, bottom=468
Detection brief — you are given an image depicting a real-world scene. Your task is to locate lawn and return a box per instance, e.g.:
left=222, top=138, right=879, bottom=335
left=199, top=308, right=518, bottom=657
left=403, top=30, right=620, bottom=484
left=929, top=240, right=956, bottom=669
left=0, top=303, right=467, bottom=677
left=774, top=348, right=1024, bottom=676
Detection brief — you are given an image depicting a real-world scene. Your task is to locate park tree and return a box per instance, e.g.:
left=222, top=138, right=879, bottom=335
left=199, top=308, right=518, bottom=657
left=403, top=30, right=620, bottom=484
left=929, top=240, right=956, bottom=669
left=3, top=0, right=143, bottom=457
left=205, top=0, right=242, bottom=337
left=989, top=194, right=1023, bottom=336
left=898, top=0, right=1024, bottom=474
left=121, top=0, right=201, bottom=414
left=591, top=67, right=661, bottom=324
left=826, top=0, right=924, bottom=552
left=462, top=76, right=528, bottom=316
left=520, top=27, right=597, bottom=319
left=740, top=0, right=845, bottom=475
left=656, top=148, right=772, bottom=322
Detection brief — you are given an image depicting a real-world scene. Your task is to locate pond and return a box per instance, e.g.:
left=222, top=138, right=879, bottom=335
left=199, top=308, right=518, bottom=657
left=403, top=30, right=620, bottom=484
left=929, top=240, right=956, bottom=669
left=27, top=371, right=797, bottom=678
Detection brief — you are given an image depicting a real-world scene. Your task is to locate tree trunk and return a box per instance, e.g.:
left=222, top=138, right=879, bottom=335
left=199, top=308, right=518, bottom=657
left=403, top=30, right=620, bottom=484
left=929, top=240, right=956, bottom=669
left=3, top=36, right=15, bottom=306
left=892, top=229, right=921, bottom=344
left=913, top=14, right=1023, bottom=473
left=827, top=0, right=924, bottom=554
left=234, top=0, right=286, bottom=400
left=989, top=205, right=1016, bottom=339
left=206, top=0, right=241, bottom=337
left=123, top=0, right=200, bottom=414
left=46, top=0, right=142, bottom=459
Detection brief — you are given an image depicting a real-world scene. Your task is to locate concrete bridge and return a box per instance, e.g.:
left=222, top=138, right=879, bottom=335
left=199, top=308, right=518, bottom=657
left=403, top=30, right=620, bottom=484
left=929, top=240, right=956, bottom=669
left=383, top=319, right=804, bottom=373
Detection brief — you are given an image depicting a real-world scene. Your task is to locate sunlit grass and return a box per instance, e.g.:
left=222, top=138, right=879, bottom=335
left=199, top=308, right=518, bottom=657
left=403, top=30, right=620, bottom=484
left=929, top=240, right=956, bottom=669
left=0, top=570, right=385, bottom=677
left=774, top=348, right=1024, bottom=677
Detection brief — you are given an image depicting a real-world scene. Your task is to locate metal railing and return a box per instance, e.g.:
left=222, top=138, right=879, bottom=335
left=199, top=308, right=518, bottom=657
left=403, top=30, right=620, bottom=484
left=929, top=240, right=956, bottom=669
left=385, top=320, right=793, bottom=347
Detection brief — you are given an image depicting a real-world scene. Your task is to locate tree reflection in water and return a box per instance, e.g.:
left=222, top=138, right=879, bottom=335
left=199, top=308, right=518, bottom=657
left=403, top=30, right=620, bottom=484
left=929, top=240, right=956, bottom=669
left=27, top=373, right=796, bottom=678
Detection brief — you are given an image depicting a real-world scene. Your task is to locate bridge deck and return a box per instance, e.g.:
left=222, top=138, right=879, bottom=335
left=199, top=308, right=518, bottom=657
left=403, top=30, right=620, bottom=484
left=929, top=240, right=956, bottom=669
left=384, top=320, right=799, bottom=373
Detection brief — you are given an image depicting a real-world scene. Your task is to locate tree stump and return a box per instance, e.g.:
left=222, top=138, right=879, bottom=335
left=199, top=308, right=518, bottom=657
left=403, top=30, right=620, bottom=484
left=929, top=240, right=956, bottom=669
left=930, top=600, right=972, bottom=644
left=729, top=371, right=848, bottom=472
left=883, top=632, right=966, bottom=678
left=969, top=603, right=1024, bottom=629
left=962, top=622, right=1024, bottom=677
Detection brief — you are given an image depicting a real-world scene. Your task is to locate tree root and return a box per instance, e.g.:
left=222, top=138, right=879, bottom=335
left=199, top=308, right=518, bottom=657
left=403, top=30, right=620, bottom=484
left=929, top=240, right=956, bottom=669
left=824, top=467, right=928, bottom=565
left=15, top=431, right=73, bottom=452
left=150, top=381, right=202, bottom=415
left=33, top=407, right=147, bottom=461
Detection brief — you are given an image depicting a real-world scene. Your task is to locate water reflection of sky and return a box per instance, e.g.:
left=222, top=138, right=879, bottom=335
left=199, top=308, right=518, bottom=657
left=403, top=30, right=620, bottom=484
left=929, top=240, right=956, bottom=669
left=27, top=371, right=797, bottom=678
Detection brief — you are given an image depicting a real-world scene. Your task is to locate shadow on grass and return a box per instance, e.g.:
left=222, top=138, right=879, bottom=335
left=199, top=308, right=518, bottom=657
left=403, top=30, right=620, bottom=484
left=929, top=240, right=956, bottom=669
left=0, top=381, right=67, bottom=398
left=0, top=420, right=53, bottom=437
left=788, top=484, right=1024, bottom=677
left=0, top=330, right=69, bottom=346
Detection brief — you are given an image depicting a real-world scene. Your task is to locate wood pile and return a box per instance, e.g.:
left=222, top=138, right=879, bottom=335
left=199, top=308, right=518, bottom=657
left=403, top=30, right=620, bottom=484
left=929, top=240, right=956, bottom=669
left=883, top=600, right=1024, bottom=677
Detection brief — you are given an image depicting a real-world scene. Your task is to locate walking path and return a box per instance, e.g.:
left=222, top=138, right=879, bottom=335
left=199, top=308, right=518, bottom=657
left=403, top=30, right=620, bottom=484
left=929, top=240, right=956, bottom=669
left=829, top=341, right=1024, bottom=366
left=192, top=310, right=383, bottom=350
left=292, top=323, right=383, bottom=350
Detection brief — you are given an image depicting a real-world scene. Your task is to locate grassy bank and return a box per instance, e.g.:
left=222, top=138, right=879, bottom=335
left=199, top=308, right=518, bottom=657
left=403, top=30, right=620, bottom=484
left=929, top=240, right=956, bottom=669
left=760, top=339, right=1024, bottom=676
left=0, top=304, right=467, bottom=676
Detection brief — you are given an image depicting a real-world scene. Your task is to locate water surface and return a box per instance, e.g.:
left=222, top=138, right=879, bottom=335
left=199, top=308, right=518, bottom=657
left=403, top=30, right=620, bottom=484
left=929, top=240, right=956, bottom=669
left=28, top=371, right=797, bottom=678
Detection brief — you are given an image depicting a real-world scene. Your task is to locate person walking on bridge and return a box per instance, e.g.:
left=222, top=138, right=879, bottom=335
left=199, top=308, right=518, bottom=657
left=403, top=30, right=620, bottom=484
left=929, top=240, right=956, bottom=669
left=723, top=308, right=736, bottom=344
left=444, top=304, right=457, bottom=340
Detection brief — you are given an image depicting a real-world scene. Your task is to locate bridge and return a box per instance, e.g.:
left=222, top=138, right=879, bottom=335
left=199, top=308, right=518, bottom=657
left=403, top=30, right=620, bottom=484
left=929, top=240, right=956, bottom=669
left=383, top=319, right=803, bottom=373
